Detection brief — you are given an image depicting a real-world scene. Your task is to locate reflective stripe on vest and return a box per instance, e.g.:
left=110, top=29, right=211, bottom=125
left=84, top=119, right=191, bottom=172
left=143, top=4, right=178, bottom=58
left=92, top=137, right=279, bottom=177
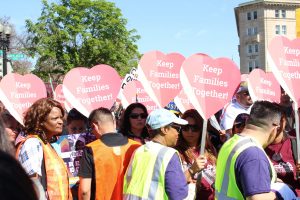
left=215, top=136, right=276, bottom=200
left=123, top=142, right=176, bottom=200
left=16, top=135, right=72, bottom=200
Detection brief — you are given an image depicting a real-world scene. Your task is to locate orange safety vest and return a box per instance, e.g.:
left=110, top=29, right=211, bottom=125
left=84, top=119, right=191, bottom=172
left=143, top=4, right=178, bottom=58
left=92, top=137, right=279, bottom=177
left=86, top=138, right=140, bottom=200
left=16, top=135, right=72, bottom=200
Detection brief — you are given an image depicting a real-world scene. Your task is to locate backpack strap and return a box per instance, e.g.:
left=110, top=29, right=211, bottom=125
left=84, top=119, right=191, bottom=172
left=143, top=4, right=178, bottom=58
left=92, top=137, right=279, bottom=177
left=291, top=137, right=298, bottom=164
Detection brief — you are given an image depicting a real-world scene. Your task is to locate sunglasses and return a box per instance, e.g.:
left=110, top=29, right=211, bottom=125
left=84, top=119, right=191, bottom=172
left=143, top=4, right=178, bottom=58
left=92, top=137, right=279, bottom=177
left=129, top=113, right=148, bottom=119
left=181, top=124, right=201, bottom=132
left=170, top=124, right=182, bottom=132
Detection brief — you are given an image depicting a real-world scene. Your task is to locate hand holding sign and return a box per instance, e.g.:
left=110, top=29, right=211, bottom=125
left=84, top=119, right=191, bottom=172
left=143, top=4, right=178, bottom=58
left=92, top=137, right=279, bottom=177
left=0, top=73, right=47, bottom=125
left=138, top=51, right=185, bottom=108
left=63, top=65, right=121, bottom=117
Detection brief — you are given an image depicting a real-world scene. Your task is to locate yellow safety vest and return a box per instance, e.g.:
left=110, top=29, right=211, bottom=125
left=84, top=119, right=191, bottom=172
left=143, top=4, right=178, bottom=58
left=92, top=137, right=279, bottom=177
left=215, top=135, right=276, bottom=200
left=123, top=141, right=179, bottom=200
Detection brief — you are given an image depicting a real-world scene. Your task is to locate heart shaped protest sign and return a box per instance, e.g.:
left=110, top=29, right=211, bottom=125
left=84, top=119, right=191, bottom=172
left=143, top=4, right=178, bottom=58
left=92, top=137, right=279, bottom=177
left=138, top=51, right=185, bottom=108
left=180, top=54, right=241, bottom=120
left=120, top=80, right=160, bottom=112
left=241, top=74, right=249, bottom=82
left=63, top=65, right=121, bottom=117
left=54, top=84, right=73, bottom=112
left=267, top=36, right=300, bottom=106
left=248, top=69, right=281, bottom=103
left=174, top=89, right=194, bottom=113
left=0, top=73, right=47, bottom=125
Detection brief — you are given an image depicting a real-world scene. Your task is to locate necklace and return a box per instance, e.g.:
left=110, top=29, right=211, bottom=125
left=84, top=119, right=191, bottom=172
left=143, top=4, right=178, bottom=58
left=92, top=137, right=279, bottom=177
left=271, top=137, right=286, bottom=162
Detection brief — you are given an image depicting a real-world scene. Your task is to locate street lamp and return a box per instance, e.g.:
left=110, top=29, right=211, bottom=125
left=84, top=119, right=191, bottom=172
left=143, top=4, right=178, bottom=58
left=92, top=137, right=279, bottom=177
left=0, top=23, right=11, bottom=77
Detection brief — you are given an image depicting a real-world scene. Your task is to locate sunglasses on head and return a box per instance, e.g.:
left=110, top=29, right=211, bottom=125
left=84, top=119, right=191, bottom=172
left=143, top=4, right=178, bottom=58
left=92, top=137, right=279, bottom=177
left=169, top=123, right=182, bottom=132
left=129, top=113, right=147, bottom=119
left=181, top=124, right=200, bottom=132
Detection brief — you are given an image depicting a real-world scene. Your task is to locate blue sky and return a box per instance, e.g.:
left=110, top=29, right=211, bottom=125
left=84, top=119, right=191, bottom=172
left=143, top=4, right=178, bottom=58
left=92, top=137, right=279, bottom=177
left=1, top=0, right=246, bottom=67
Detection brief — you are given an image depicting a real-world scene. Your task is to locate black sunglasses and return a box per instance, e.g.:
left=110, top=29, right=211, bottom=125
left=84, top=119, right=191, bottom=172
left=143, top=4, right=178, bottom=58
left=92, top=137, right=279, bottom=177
left=169, top=123, right=182, bottom=132
left=129, top=113, right=148, bottom=119
left=181, top=124, right=201, bottom=132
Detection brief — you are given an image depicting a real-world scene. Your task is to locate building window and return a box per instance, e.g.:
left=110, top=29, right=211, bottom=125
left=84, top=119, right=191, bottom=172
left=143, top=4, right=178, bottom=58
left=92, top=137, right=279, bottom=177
left=247, top=28, right=252, bottom=36
left=253, top=11, right=257, bottom=19
left=255, top=44, right=259, bottom=53
left=248, top=45, right=253, bottom=54
left=282, top=25, right=287, bottom=34
left=282, top=10, right=286, bottom=18
left=275, top=25, right=280, bottom=34
left=275, top=10, right=280, bottom=18
left=247, top=12, right=251, bottom=20
left=255, top=60, right=259, bottom=68
left=248, top=61, right=253, bottom=72
left=253, top=27, right=258, bottom=35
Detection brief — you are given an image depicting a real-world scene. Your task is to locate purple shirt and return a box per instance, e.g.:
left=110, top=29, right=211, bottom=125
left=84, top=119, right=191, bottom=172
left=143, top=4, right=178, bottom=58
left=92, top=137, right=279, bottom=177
left=165, top=154, right=188, bottom=200
left=235, top=146, right=272, bottom=198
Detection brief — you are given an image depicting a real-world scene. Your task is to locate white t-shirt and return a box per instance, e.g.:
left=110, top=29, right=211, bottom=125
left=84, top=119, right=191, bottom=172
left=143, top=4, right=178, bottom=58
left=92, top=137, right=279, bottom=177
left=220, top=101, right=251, bottom=131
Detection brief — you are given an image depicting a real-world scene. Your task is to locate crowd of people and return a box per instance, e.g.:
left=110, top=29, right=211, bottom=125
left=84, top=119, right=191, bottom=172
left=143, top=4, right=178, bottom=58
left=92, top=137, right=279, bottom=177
left=0, top=81, right=300, bottom=200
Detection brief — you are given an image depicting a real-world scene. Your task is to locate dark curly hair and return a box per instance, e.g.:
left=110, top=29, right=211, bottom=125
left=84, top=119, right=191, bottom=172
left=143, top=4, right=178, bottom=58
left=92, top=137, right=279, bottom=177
left=119, top=103, right=149, bottom=139
left=175, top=109, right=217, bottom=164
left=23, top=98, right=64, bottom=143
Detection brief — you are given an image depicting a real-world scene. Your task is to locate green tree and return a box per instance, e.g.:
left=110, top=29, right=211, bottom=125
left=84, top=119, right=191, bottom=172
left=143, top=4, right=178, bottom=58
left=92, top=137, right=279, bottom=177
left=25, top=0, right=140, bottom=80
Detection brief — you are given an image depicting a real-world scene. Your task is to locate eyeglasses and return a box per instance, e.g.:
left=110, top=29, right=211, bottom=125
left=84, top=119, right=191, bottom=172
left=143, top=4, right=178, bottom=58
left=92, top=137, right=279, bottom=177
left=170, top=123, right=182, bottom=132
left=181, top=124, right=200, bottom=132
left=129, top=113, right=147, bottom=119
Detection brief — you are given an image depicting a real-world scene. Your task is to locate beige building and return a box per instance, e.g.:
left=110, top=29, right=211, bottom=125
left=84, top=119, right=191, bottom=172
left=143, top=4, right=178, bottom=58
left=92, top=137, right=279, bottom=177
left=235, top=0, right=300, bottom=73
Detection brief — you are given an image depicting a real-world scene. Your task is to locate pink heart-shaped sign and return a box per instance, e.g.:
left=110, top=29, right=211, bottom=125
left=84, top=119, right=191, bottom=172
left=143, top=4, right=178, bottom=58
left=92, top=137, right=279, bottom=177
left=0, top=73, right=47, bottom=125
left=54, top=84, right=73, bottom=112
left=138, top=51, right=185, bottom=108
left=174, top=89, right=194, bottom=113
left=268, top=36, right=300, bottom=106
left=63, top=65, right=121, bottom=117
left=241, top=74, right=249, bottom=82
left=180, top=54, right=241, bottom=120
left=120, top=80, right=159, bottom=112
left=248, top=69, right=281, bottom=103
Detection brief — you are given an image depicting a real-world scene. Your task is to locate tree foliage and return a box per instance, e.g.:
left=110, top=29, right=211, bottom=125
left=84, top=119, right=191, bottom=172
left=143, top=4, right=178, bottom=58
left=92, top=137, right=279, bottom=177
left=25, top=0, right=140, bottom=80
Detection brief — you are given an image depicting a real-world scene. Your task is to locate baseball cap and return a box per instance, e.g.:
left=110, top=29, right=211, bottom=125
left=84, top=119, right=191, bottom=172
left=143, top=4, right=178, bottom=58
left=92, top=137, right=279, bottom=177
left=236, top=81, right=249, bottom=94
left=146, top=108, right=188, bottom=130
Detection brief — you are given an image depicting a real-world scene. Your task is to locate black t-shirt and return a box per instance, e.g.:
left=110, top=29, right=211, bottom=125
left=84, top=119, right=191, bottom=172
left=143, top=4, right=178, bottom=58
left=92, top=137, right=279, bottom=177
left=78, top=133, right=128, bottom=199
